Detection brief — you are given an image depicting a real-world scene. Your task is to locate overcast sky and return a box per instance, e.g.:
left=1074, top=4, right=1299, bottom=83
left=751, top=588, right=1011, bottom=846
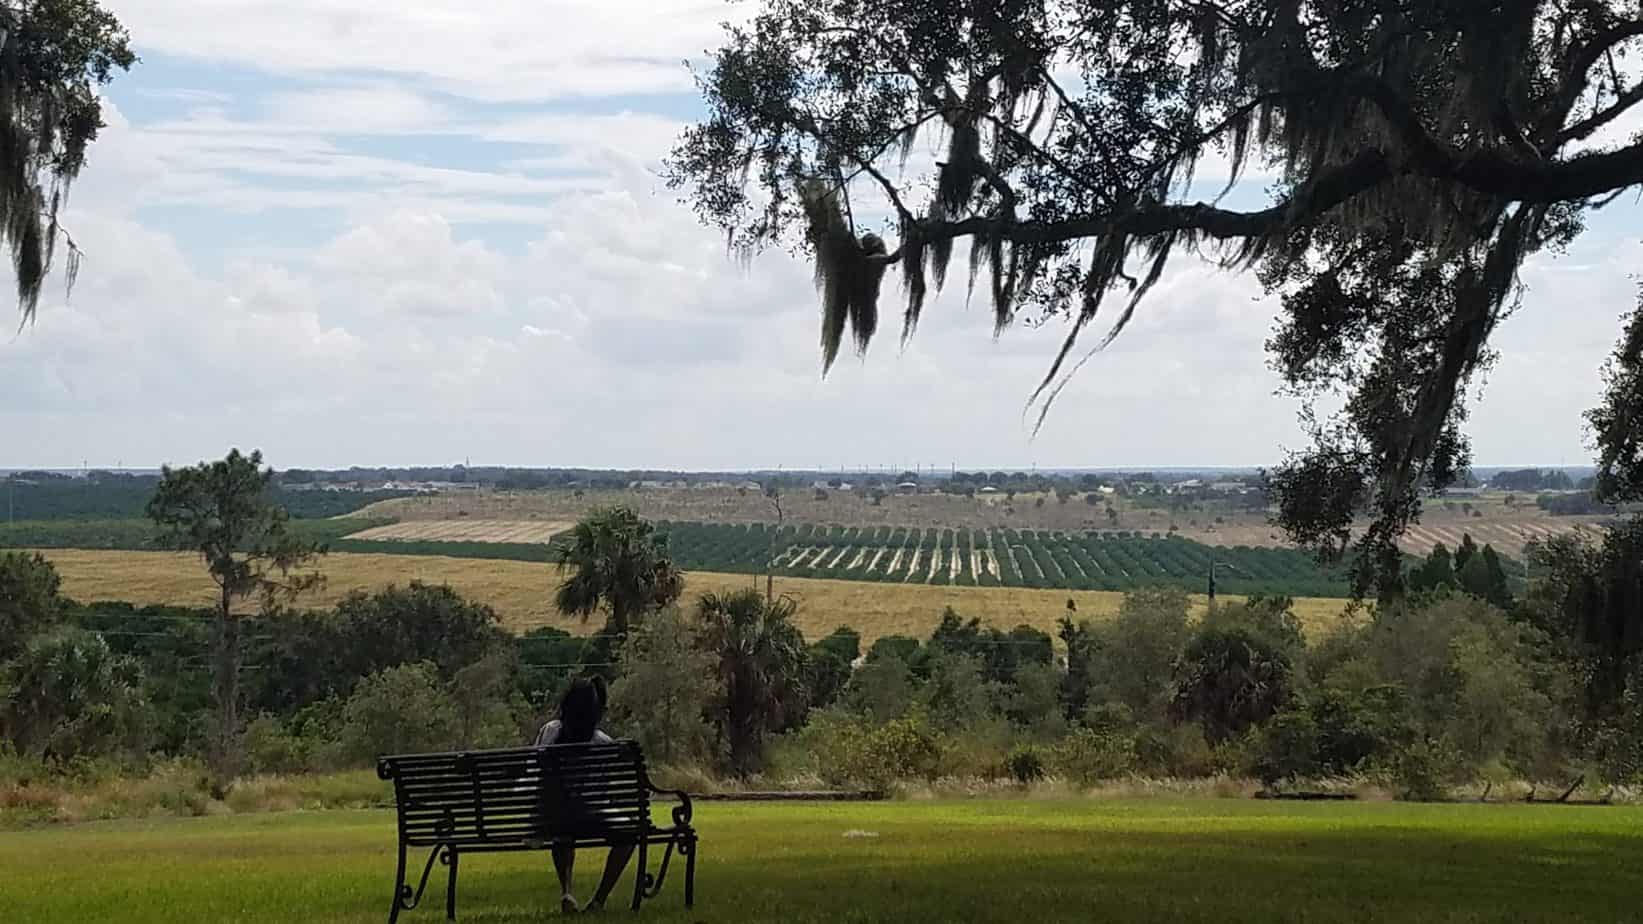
left=0, top=1, right=1637, bottom=472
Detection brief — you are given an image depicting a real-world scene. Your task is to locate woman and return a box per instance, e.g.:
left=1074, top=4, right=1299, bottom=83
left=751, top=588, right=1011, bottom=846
left=536, top=676, right=634, bottom=914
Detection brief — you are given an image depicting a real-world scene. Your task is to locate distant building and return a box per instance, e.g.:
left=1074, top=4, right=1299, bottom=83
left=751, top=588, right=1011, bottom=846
left=978, top=485, right=1000, bottom=494
left=896, top=481, right=920, bottom=494
left=1209, top=481, right=1249, bottom=494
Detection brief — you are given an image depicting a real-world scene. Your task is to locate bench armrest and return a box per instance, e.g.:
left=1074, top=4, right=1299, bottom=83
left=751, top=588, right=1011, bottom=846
left=643, top=774, right=694, bottom=828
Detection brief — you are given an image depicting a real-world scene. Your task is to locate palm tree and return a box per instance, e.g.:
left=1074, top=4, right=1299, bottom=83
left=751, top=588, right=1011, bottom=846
left=553, top=507, right=684, bottom=639
left=2, top=627, right=147, bottom=762
left=695, top=589, right=808, bottom=777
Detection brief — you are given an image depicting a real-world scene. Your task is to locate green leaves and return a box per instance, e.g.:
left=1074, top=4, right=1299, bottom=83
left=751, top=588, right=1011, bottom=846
left=1, top=0, right=134, bottom=322
left=552, top=506, right=683, bottom=635
left=145, top=449, right=324, bottom=608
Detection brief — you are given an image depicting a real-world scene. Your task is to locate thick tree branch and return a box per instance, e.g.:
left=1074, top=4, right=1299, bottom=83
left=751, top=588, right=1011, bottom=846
left=1556, top=81, right=1643, bottom=147
left=900, top=136, right=1643, bottom=252
left=1538, top=19, right=1643, bottom=141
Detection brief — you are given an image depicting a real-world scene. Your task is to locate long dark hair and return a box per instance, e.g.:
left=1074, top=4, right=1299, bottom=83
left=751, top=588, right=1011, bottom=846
left=556, top=675, right=608, bottom=744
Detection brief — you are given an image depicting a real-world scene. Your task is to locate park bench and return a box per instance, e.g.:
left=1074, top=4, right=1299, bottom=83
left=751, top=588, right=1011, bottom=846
left=377, top=740, right=697, bottom=922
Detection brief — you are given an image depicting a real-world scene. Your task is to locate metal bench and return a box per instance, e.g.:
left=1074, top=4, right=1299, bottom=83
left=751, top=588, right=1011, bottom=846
left=377, top=740, right=697, bottom=921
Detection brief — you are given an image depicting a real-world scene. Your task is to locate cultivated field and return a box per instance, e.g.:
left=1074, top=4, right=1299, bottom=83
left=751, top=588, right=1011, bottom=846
left=39, top=550, right=1357, bottom=645
left=342, top=518, right=572, bottom=543
left=650, top=522, right=1352, bottom=596
left=353, top=486, right=1606, bottom=556
left=6, top=801, right=1642, bottom=923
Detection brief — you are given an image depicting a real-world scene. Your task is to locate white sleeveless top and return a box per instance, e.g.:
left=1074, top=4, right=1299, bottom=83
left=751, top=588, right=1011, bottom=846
left=533, top=719, right=615, bottom=747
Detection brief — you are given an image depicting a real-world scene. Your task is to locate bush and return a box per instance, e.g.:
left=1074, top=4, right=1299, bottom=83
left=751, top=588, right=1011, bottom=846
left=1251, top=709, right=1320, bottom=786
left=336, top=663, right=456, bottom=765
left=809, top=713, right=943, bottom=789
left=3, top=628, right=152, bottom=763
left=0, top=551, right=65, bottom=661
left=241, top=715, right=307, bottom=775
left=1005, top=744, right=1047, bottom=784
left=609, top=608, right=714, bottom=765
left=843, top=656, right=916, bottom=722
left=1052, top=727, right=1135, bottom=784
left=1388, top=737, right=1465, bottom=801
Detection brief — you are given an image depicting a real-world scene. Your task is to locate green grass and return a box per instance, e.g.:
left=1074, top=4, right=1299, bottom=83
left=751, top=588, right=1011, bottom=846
left=5, top=799, right=1642, bottom=922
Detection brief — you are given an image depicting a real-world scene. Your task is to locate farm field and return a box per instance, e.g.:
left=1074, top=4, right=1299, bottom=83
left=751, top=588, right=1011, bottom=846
left=6, top=800, right=1642, bottom=923
left=334, top=520, right=1359, bottom=597
left=343, top=518, right=573, bottom=543
left=652, top=522, right=1359, bottom=596
left=354, top=486, right=1608, bottom=555
left=37, top=550, right=1358, bottom=645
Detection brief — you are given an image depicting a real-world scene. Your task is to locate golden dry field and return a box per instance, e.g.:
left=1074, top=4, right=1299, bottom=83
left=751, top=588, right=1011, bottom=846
left=40, top=549, right=1360, bottom=646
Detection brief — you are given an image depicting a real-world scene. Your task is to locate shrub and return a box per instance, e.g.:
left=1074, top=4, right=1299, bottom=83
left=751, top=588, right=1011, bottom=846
left=4, top=627, right=152, bottom=763
left=843, top=656, right=916, bottom=722
left=1170, top=627, right=1293, bottom=744
left=1052, top=727, right=1135, bottom=784
left=1005, top=744, right=1046, bottom=784
left=336, top=663, right=456, bottom=765
left=1251, top=709, right=1320, bottom=786
left=242, top=715, right=307, bottom=775
left=0, top=551, right=65, bottom=661
left=810, top=713, right=942, bottom=789
left=609, top=608, right=714, bottom=765
left=1389, top=737, right=1465, bottom=801
left=919, top=652, right=997, bottom=730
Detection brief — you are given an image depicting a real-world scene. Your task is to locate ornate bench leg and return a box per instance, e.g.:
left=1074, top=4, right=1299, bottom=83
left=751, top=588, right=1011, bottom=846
left=389, top=843, right=408, bottom=924
left=445, top=848, right=459, bottom=920
left=683, top=835, right=697, bottom=908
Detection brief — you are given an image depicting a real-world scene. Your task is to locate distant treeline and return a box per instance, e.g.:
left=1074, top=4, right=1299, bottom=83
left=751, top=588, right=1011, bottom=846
left=0, top=471, right=411, bottom=520
left=0, top=518, right=390, bottom=551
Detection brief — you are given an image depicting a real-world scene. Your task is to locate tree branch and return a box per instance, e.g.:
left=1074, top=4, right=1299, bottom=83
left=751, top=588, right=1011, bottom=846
left=900, top=137, right=1643, bottom=250
left=1537, top=20, right=1643, bottom=143
left=1556, top=81, right=1643, bottom=147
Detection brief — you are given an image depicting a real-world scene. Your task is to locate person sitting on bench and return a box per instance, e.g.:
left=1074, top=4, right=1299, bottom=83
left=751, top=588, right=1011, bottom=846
left=534, top=676, right=635, bottom=914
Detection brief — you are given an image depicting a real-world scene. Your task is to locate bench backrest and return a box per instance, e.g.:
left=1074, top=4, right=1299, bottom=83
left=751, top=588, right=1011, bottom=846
left=378, top=741, right=650, bottom=848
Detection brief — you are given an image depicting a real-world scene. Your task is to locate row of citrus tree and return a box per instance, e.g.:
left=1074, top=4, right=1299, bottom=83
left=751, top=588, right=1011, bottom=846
left=652, top=521, right=1355, bottom=596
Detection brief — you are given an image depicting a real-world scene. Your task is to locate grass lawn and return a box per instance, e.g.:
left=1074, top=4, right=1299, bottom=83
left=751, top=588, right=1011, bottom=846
left=36, top=549, right=1357, bottom=646
left=5, top=799, right=1641, bottom=923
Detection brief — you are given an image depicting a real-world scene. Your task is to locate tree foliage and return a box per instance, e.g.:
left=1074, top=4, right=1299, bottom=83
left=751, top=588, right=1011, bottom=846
left=610, top=607, right=716, bottom=764
left=1589, top=287, right=1643, bottom=505
left=671, top=0, right=1643, bottom=593
left=146, top=448, right=323, bottom=787
left=695, top=589, right=808, bottom=776
left=0, top=550, right=62, bottom=661
left=2, top=626, right=148, bottom=761
left=1, top=0, right=134, bottom=321
left=1524, top=518, right=1643, bottom=715
left=553, top=507, right=684, bottom=637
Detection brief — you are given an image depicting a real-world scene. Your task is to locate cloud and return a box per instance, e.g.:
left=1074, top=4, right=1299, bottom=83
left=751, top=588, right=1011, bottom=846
left=0, top=4, right=1635, bottom=468
left=108, top=0, right=737, bottom=102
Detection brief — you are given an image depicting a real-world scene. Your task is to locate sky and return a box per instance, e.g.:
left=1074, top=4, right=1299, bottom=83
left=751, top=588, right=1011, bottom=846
left=0, top=0, right=1637, bottom=472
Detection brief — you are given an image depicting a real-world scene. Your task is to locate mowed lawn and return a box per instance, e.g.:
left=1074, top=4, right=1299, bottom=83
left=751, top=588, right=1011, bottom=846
left=38, top=550, right=1357, bottom=645
left=4, top=799, right=1641, bottom=923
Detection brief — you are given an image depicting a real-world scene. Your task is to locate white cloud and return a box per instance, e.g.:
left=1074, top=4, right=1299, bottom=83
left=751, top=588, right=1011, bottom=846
left=107, top=0, right=737, bottom=102
left=0, top=3, right=1634, bottom=468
